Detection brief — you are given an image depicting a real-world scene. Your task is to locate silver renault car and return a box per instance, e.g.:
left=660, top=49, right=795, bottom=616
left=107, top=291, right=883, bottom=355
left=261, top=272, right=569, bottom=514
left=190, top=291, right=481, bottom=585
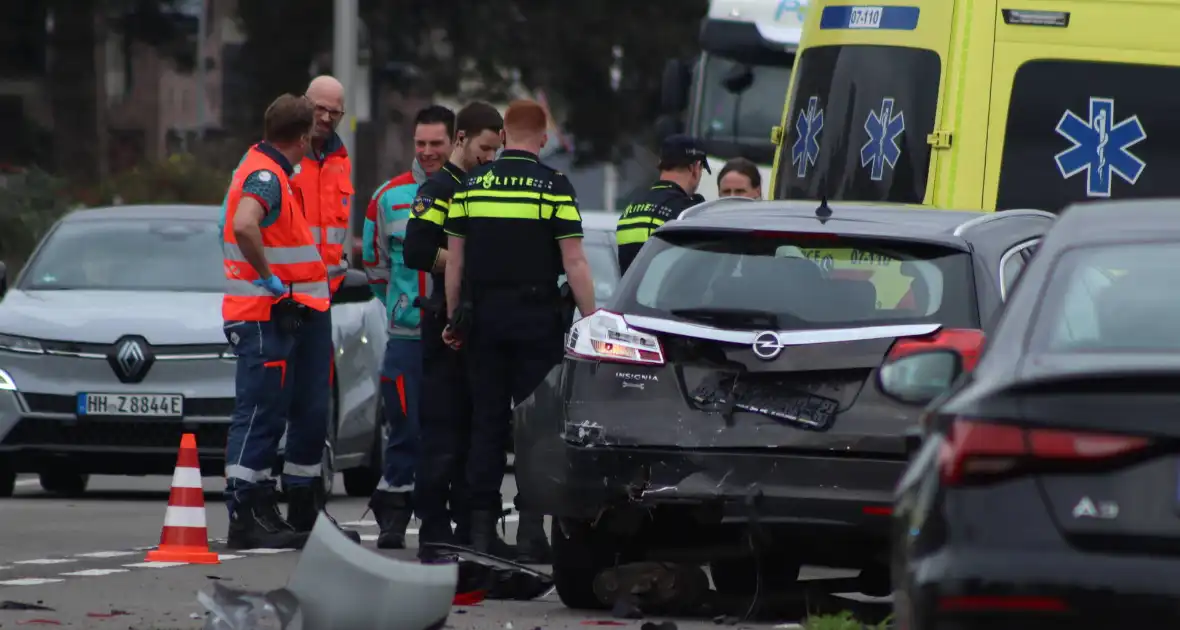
left=0, top=205, right=388, bottom=498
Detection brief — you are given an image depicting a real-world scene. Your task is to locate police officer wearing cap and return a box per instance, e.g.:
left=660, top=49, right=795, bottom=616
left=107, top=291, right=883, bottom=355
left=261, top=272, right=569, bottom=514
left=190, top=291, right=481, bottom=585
left=441, top=99, right=597, bottom=555
left=615, top=134, right=710, bottom=275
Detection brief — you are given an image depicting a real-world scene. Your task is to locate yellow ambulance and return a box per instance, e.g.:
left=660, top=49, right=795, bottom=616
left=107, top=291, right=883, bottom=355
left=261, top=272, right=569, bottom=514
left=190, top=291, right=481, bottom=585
left=769, top=0, right=1180, bottom=212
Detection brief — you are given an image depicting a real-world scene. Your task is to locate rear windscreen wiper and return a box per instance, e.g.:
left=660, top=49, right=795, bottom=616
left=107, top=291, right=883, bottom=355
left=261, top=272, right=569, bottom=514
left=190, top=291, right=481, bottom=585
left=670, top=307, right=779, bottom=329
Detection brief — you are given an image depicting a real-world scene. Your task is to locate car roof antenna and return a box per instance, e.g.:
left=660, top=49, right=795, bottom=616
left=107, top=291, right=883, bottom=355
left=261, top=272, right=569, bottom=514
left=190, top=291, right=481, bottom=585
left=815, top=195, right=832, bottom=222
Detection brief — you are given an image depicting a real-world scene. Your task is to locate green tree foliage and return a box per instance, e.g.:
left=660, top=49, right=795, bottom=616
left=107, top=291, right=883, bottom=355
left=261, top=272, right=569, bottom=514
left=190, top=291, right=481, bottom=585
left=236, top=0, right=707, bottom=165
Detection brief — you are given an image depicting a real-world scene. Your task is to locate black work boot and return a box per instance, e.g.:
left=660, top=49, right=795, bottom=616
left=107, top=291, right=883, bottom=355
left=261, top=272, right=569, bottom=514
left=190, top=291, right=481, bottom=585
left=468, top=509, right=506, bottom=555
left=286, top=483, right=362, bottom=544
left=455, top=510, right=517, bottom=558
left=514, top=510, right=552, bottom=564
left=369, top=491, right=414, bottom=550
left=226, top=485, right=309, bottom=550
left=416, top=516, right=456, bottom=563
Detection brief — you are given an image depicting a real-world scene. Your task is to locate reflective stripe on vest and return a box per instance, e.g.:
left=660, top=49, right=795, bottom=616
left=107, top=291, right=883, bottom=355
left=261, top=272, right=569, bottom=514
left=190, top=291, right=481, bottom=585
left=294, top=153, right=352, bottom=294
left=222, top=146, right=330, bottom=321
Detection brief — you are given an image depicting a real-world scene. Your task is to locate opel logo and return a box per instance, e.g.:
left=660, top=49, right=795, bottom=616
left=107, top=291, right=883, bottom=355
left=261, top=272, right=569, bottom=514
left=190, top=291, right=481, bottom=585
left=752, top=331, right=785, bottom=361
left=107, top=335, right=156, bottom=383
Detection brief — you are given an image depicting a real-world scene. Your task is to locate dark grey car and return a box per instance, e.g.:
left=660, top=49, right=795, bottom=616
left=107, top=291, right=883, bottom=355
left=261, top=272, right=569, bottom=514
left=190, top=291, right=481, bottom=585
left=888, top=199, right=1180, bottom=629
left=513, top=200, right=1054, bottom=609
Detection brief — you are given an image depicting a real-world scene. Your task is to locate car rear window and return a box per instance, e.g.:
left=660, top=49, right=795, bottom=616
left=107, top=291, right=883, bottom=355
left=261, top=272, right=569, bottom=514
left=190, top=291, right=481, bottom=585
left=1031, top=242, right=1180, bottom=352
left=615, top=231, right=978, bottom=330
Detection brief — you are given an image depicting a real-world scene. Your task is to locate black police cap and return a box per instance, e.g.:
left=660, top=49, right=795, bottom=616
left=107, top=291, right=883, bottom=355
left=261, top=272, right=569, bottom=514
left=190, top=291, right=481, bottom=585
left=660, top=134, right=711, bottom=173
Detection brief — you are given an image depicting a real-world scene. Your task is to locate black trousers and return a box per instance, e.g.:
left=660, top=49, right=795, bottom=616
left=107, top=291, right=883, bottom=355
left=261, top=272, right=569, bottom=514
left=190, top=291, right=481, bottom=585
left=413, top=312, right=472, bottom=523
left=465, top=294, right=564, bottom=511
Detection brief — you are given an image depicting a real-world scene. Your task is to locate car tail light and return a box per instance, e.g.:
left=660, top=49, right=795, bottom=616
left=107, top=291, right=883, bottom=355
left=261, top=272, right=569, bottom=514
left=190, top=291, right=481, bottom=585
left=566, top=310, right=664, bottom=365
left=886, top=328, right=985, bottom=372
left=938, top=418, right=1152, bottom=486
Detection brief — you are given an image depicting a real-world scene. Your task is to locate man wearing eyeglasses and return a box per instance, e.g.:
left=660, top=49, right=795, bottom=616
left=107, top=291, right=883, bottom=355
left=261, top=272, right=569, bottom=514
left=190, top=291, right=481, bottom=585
left=283, top=75, right=361, bottom=543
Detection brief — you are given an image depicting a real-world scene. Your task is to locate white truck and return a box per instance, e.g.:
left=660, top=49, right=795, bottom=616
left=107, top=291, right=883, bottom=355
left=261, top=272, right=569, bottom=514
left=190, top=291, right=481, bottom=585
left=659, top=0, right=808, bottom=200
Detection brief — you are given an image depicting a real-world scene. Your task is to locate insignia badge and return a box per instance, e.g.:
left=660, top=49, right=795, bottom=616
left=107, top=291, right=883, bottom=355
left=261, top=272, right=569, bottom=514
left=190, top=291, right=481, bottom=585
left=412, top=195, right=433, bottom=216
left=258, top=171, right=273, bottom=182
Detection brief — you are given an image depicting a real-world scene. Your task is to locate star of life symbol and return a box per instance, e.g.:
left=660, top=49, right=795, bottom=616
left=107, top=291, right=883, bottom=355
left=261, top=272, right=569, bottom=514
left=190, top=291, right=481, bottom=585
left=791, top=96, right=824, bottom=177
left=258, top=171, right=272, bottom=182
left=1054, top=97, right=1146, bottom=198
left=861, top=97, right=906, bottom=181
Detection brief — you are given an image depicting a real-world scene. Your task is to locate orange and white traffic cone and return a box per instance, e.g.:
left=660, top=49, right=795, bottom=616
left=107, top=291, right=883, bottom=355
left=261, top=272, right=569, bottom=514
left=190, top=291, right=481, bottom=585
left=145, top=433, right=220, bottom=564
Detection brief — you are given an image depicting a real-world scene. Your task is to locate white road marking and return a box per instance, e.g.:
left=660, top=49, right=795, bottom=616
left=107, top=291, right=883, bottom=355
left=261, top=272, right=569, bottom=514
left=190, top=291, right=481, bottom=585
left=340, top=519, right=378, bottom=527
left=0, top=578, right=65, bottom=586
left=75, top=551, right=139, bottom=559
left=0, top=565, right=10, bottom=571
left=14, top=558, right=76, bottom=565
left=122, top=561, right=189, bottom=568
left=357, top=512, right=522, bottom=542
left=360, top=534, right=377, bottom=542
left=218, top=554, right=244, bottom=561
left=60, top=568, right=130, bottom=577
left=237, top=548, right=294, bottom=555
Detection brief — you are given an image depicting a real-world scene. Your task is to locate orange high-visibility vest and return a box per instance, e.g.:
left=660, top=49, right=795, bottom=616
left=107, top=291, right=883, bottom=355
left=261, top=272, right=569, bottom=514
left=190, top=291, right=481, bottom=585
left=222, top=144, right=330, bottom=321
left=293, top=141, right=353, bottom=293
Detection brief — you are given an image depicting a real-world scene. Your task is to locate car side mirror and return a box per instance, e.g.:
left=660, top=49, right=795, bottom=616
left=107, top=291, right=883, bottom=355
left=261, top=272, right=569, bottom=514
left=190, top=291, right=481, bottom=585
left=331, top=268, right=372, bottom=305
left=0, top=261, right=7, bottom=298
left=876, top=350, right=963, bottom=406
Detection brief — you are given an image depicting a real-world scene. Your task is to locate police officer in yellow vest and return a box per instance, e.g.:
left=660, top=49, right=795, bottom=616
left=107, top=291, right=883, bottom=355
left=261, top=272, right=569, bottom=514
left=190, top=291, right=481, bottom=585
left=615, top=135, right=709, bottom=275
left=441, top=100, right=597, bottom=555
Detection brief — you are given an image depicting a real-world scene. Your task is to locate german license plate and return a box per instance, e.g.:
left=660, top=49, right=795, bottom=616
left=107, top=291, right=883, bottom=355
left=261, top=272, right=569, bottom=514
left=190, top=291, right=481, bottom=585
left=76, top=393, right=184, bottom=417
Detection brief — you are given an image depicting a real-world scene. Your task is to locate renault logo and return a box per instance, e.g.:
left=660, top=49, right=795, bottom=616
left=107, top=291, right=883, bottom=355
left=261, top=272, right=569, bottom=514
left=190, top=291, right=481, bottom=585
left=108, top=336, right=155, bottom=383
left=752, top=331, right=785, bottom=361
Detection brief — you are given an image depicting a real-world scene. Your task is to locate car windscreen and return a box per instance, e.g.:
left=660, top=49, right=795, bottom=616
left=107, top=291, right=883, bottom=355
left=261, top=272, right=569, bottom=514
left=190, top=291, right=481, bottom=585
left=692, top=55, right=792, bottom=164
left=615, top=230, right=977, bottom=330
left=1030, top=242, right=1180, bottom=352
left=996, top=60, right=1180, bottom=212
left=20, top=218, right=225, bottom=292
left=773, top=45, right=941, bottom=203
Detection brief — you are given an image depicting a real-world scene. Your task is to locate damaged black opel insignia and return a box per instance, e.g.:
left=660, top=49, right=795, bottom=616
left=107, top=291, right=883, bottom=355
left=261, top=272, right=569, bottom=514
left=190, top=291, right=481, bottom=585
left=513, top=200, right=1054, bottom=610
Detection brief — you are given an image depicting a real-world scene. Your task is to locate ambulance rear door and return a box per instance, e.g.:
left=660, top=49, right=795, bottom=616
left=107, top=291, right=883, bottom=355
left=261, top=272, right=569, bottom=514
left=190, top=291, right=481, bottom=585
left=986, top=1, right=1180, bottom=212
left=773, top=1, right=955, bottom=204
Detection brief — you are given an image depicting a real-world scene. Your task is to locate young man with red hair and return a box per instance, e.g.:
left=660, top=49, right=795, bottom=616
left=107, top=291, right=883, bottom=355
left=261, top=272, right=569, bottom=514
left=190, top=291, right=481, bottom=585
left=441, top=99, right=597, bottom=555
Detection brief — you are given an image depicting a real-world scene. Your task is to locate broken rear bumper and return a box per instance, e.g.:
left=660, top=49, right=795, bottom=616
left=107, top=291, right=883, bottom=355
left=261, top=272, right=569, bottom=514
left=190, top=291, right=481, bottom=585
left=515, top=414, right=902, bottom=544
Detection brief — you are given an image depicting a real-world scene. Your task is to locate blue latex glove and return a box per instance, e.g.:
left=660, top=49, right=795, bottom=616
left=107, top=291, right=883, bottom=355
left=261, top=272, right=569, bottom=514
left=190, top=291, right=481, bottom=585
left=252, top=275, right=286, bottom=297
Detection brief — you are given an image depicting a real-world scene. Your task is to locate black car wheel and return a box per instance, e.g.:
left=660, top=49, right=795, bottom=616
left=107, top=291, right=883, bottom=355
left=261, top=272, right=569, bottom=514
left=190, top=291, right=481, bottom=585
left=39, top=470, right=89, bottom=497
left=709, top=555, right=802, bottom=596
left=343, top=399, right=384, bottom=497
left=0, top=467, right=14, bottom=497
left=551, top=518, right=624, bottom=610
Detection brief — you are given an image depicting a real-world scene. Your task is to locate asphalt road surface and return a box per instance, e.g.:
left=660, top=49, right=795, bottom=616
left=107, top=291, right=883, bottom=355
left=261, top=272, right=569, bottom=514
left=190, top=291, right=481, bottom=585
left=0, top=474, right=889, bottom=629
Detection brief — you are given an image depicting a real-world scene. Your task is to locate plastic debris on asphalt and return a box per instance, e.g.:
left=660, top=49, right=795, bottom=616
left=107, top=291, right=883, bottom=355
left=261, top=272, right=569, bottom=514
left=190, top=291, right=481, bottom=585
left=425, top=542, right=553, bottom=602
left=198, top=581, right=303, bottom=630
left=0, top=601, right=54, bottom=611
left=286, top=513, right=456, bottom=630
